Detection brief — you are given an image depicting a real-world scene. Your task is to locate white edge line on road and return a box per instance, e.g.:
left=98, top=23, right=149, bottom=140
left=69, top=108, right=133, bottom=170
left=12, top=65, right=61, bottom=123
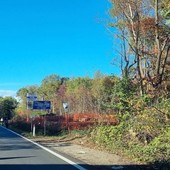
left=1, top=126, right=87, bottom=170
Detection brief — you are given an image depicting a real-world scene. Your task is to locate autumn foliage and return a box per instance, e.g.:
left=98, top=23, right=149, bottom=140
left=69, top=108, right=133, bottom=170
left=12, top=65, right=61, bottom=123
left=34, top=113, right=118, bottom=131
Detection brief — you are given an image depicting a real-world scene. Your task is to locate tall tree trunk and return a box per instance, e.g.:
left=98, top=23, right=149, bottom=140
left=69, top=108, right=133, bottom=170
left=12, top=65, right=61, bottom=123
left=128, top=3, right=144, bottom=95
left=154, top=0, right=170, bottom=88
left=155, top=0, right=161, bottom=76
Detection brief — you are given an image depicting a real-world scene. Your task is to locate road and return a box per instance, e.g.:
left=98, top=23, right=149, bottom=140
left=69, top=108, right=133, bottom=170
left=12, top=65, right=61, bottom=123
left=0, top=125, right=87, bottom=170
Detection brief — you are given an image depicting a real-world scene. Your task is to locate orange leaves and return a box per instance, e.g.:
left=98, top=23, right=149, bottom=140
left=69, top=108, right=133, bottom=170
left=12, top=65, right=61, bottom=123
left=140, top=17, right=155, bottom=34
left=31, top=113, right=119, bottom=131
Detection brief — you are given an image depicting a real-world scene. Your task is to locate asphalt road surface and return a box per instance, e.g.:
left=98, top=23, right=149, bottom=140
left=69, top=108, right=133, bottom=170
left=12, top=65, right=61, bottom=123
left=0, top=125, right=87, bottom=170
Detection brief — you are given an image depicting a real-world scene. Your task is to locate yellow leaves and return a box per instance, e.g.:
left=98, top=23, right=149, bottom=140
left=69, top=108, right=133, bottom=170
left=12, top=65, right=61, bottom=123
left=129, top=97, right=146, bottom=111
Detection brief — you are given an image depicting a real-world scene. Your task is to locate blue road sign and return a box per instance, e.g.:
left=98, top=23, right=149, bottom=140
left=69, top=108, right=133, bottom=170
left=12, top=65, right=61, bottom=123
left=27, top=94, right=37, bottom=101
left=33, top=101, right=51, bottom=110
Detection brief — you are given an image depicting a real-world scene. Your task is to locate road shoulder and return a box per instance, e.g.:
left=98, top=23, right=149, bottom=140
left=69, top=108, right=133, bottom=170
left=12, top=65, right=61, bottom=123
left=31, top=136, right=137, bottom=169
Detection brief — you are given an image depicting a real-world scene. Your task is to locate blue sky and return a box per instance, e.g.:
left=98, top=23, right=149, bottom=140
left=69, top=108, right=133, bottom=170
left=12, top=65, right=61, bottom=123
left=0, top=0, right=120, bottom=97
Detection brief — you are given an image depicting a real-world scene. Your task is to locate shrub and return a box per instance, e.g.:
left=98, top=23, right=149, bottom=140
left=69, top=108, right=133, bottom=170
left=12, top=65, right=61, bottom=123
left=9, top=119, right=31, bottom=133
left=90, top=110, right=169, bottom=165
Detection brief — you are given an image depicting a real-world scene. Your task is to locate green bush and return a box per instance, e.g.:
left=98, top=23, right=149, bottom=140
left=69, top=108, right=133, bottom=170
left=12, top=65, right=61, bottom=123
left=90, top=110, right=169, bottom=166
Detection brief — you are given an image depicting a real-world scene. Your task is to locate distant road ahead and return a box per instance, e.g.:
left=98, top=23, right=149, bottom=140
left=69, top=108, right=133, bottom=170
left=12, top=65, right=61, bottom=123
left=0, top=126, right=87, bottom=170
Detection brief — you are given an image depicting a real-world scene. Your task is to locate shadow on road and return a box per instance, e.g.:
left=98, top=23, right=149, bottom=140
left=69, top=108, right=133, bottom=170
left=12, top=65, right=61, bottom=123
left=0, top=142, right=40, bottom=151
left=0, top=163, right=169, bottom=170
left=0, top=156, right=35, bottom=160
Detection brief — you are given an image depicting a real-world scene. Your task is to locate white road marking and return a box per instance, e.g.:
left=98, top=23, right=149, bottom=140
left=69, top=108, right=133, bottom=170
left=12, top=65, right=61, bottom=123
left=1, top=126, right=87, bottom=170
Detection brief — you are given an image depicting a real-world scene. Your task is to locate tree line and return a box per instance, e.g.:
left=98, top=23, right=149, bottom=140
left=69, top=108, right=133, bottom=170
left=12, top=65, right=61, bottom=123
left=16, top=0, right=170, bottom=117
left=17, top=72, right=124, bottom=116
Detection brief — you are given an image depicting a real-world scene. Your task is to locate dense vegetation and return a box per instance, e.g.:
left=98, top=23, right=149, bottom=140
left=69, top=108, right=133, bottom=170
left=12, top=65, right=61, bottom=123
left=5, top=0, right=170, bottom=168
left=0, top=97, right=18, bottom=126
left=14, top=72, right=170, bottom=165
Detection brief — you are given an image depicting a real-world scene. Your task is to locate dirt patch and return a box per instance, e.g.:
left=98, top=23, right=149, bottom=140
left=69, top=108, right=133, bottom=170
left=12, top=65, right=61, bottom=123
left=31, top=135, right=138, bottom=168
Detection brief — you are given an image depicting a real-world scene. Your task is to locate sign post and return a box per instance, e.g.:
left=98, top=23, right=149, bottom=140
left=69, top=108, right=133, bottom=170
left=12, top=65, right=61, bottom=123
left=26, top=94, right=37, bottom=136
left=63, top=102, right=70, bottom=133
left=32, top=118, right=35, bottom=137
left=33, top=101, right=51, bottom=136
left=43, top=115, right=46, bottom=136
left=26, top=94, right=51, bottom=136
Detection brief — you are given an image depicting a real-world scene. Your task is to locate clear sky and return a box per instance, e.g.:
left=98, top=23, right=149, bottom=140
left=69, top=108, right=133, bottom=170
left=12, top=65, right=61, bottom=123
left=0, top=0, right=120, bottom=97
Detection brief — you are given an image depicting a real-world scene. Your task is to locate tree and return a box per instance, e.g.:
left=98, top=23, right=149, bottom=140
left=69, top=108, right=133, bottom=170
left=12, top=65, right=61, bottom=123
left=109, top=0, right=170, bottom=95
left=110, top=0, right=148, bottom=94
left=39, top=75, right=60, bottom=99
left=17, top=86, right=38, bottom=106
left=0, top=97, right=18, bottom=121
left=66, top=77, right=93, bottom=113
left=91, top=72, right=105, bottom=113
left=17, top=87, right=29, bottom=104
left=38, top=74, right=68, bottom=113
left=160, top=0, right=170, bottom=24
left=152, top=0, right=170, bottom=88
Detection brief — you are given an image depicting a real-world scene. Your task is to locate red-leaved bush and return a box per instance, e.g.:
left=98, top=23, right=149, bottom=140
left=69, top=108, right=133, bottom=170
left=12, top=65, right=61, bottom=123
left=10, top=113, right=118, bottom=134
